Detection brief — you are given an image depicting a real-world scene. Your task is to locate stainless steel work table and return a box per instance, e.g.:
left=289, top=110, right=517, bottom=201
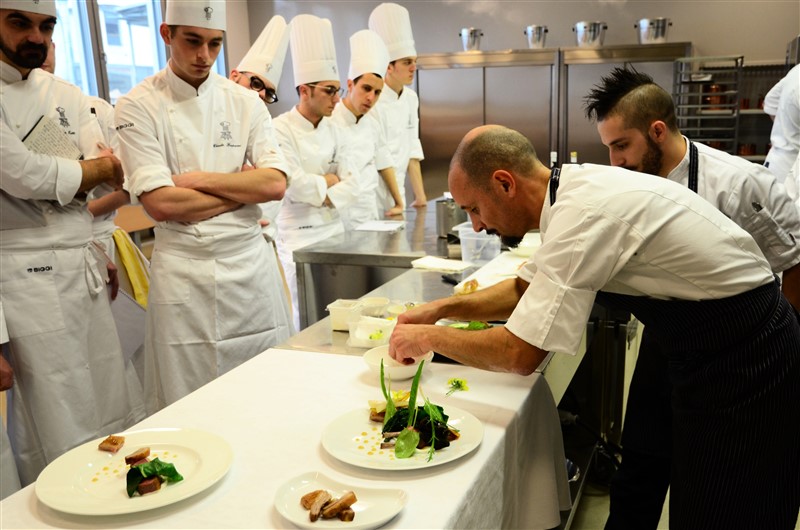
left=279, top=267, right=586, bottom=406
left=293, top=204, right=453, bottom=328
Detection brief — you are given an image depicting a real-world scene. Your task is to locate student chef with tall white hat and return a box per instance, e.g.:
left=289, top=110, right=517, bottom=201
left=0, top=0, right=145, bottom=485
left=230, top=15, right=288, bottom=107
left=273, top=14, right=360, bottom=329
left=115, top=0, right=293, bottom=412
left=369, top=2, right=427, bottom=213
left=331, top=29, right=395, bottom=229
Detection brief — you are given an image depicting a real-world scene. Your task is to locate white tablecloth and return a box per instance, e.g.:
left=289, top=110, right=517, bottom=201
left=0, top=349, right=571, bottom=529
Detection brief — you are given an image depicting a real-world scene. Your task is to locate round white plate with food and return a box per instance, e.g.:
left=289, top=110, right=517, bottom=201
left=35, top=427, right=233, bottom=515
left=321, top=406, right=483, bottom=470
left=274, top=471, right=407, bottom=529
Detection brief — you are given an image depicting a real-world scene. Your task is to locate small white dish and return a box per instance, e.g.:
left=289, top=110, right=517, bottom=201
left=274, top=471, right=407, bottom=529
left=348, top=317, right=396, bottom=348
left=363, top=345, right=433, bottom=381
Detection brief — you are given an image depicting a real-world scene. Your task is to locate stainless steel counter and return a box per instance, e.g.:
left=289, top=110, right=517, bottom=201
left=279, top=265, right=586, bottom=406
left=293, top=204, right=455, bottom=328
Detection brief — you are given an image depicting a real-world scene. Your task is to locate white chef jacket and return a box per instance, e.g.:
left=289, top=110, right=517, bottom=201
left=331, top=101, right=394, bottom=228
left=0, top=62, right=145, bottom=485
left=372, top=84, right=424, bottom=209
left=786, top=153, right=800, bottom=211
left=507, top=164, right=774, bottom=355
left=668, top=137, right=800, bottom=273
left=765, top=65, right=800, bottom=184
left=85, top=95, right=120, bottom=257
left=115, top=65, right=293, bottom=410
left=272, top=106, right=360, bottom=328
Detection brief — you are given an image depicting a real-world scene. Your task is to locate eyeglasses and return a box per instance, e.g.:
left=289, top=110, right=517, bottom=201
left=306, top=83, right=344, bottom=98
left=244, top=73, right=278, bottom=104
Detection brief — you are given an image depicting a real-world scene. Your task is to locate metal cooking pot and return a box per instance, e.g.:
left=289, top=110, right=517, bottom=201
left=436, top=198, right=467, bottom=238
left=524, top=25, right=548, bottom=49
left=573, top=21, right=607, bottom=47
left=635, top=17, right=671, bottom=44
left=460, top=27, right=483, bottom=51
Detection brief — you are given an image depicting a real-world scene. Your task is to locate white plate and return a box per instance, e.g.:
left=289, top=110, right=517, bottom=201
left=35, top=427, right=233, bottom=515
left=321, top=406, right=483, bottom=470
left=274, top=471, right=407, bottom=529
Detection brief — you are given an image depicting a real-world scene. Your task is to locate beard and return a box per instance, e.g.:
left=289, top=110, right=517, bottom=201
left=0, top=37, right=48, bottom=69
left=486, top=228, right=523, bottom=249
left=638, top=136, right=664, bottom=176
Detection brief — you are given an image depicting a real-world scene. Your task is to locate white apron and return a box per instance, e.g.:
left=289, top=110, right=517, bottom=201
left=116, top=69, right=294, bottom=412
left=144, top=225, right=292, bottom=412
left=0, top=221, right=146, bottom=485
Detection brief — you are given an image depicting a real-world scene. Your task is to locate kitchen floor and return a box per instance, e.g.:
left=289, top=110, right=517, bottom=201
left=570, top=484, right=668, bottom=529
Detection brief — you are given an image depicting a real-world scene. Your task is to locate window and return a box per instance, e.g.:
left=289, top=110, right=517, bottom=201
left=52, top=0, right=226, bottom=104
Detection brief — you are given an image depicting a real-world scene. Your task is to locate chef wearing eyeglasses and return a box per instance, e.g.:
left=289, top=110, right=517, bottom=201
left=229, top=15, right=287, bottom=106
left=272, top=14, right=360, bottom=329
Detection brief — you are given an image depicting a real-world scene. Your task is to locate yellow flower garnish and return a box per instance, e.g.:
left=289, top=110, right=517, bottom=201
left=446, top=378, right=469, bottom=396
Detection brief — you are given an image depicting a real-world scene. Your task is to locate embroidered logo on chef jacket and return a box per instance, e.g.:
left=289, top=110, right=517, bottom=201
left=55, top=106, right=70, bottom=128
left=204, top=6, right=213, bottom=20
left=213, top=121, right=241, bottom=148
left=265, top=63, right=273, bottom=72
left=27, top=266, right=53, bottom=273
left=220, top=121, right=233, bottom=141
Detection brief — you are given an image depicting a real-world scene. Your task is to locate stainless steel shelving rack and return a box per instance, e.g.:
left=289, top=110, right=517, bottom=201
left=673, top=55, right=744, bottom=155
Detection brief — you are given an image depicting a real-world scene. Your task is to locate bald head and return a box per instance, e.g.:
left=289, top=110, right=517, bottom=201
left=450, top=125, right=541, bottom=189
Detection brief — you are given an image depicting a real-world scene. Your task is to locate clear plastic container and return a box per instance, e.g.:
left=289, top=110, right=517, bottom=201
left=455, top=222, right=501, bottom=265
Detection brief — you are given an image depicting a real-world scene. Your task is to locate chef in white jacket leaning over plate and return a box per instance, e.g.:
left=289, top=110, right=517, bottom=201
left=331, top=29, right=395, bottom=230
left=369, top=3, right=427, bottom=213
left=273, top=14, right=360, bottom=329
left=115, top=0, right=293, bottom=412
left=0, top=0, right=145, bottom=486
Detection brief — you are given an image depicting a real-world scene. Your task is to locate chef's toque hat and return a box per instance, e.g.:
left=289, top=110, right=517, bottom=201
left=368, top=3, right=416, bottom=62
left=237, top=15, right=289, bottom=88
left=165, top=0, right=226, bottom=31
left=348, top=29, right=390, bottom=81
left=289, top=14, right=339, bottom=87
left=2, top=0, right=57, bottom=17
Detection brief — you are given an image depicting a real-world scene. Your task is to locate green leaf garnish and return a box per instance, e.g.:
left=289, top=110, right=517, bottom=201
left=125, top=458, right=183, bottom=497
left=380, top=359, right=396, bottom=427
left=395, top=426, right=420, bottom=458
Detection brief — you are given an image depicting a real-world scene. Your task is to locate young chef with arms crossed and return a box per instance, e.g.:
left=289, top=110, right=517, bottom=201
left=331, top=29, right=396, bottom=229
left=0, top=0, right=145, bottom=485
left=273, top=14, right=360, bottom=329
left=389, top=125, right=800, bottom=530
left=369, top=2, right=427, bottom=215
left=583, top=67, right=800, bottom=530
left=115, top=0, right=293, bottom=412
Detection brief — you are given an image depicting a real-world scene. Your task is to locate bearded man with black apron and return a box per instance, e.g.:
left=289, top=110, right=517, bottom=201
left=115, top=0, right=292, bottom=413
left=390, top=125, right=800, bottom=529
left=585, top=67, right=800, bottom=528
left=0, top=0, right=145, bottom=486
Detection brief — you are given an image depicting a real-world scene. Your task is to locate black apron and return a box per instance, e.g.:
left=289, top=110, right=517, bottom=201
left=549, top=168, right=800, bottom=529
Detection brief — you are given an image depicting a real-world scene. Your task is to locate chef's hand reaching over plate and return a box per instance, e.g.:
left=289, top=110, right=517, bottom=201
left=388, top=324, right=435, bottom=365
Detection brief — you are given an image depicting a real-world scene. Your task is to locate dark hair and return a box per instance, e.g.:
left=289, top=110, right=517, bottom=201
left=451, top=126, right=537, bottom=189
left=352, top=73, right=383, bottom=85
left=583, top=67, right=678, bottom=133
